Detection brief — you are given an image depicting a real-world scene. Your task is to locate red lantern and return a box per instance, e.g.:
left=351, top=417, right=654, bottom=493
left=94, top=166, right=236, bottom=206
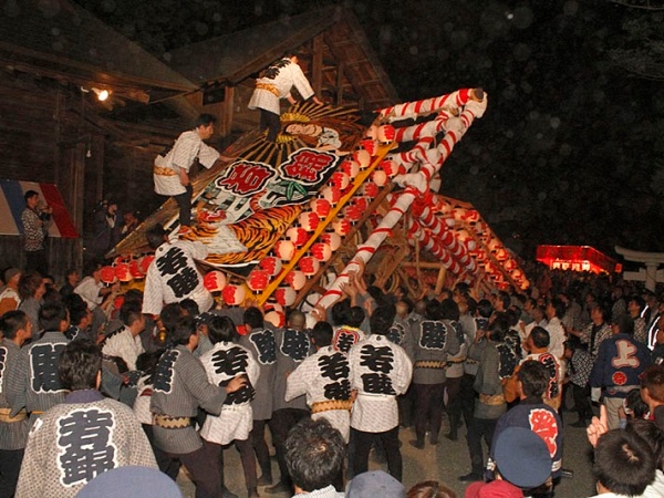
left=362, top=182, right=379, bottom=198
left=299, top=256, right=320, bottom=276
left=260, top=257, right=282, bottom=276
left=204, top=271, right=227, bottom=292
left=129, top=260, right=144, bottom=279
left=353, top=149, right=372, bottom=169
left=310, top=198, right=331, bottom=219
left=100, top=266, right=116, bottom=285
left=247, top=269, right=270, bottom=292
left=114, top=263, right=132, bottom=282
left=329, top=171, right=350, bottom=190
left=287, top=227, right=309, bottom=247
left=360, top=139, right=378, bottom=156
left=311, top=242, right=332, bottom=262
left=275, top=287, right=296, bottom=306
left=138, top=255, right=155, bottom=275
left=344, top=203, right=363, bottom=222
left=341, top=160, right=360, bottom=179
left=321, top=232, right=341, bottom=251
left=274, top=240, right=296, bottom=261
left=379, top=159, right=400, bottom=178
left=298, top=211, right=319, bottom=232
left=333, top=218, right=351, bottom=236
left=286, top=271, right=307, bottom=291
left=222, top=284, right=246, bottom=306
left=372, top=169, right=388, bottom=187
left=377, top=124, right=395, bottom=143
left=321, top=186, right=341, bottom=205
left=265, top=310, right=286, bottom=329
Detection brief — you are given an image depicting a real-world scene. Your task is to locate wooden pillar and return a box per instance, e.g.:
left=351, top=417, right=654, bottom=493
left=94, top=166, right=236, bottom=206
left=336, top=63, right=344, bottom=106
left=312, top=35, right=323, bottom=96
left=221, top=86, right=235, bottom=138
left=434, top=266, right=447, bottom=295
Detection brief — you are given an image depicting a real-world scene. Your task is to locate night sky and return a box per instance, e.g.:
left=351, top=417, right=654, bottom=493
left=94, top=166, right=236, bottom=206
left=74, top=0, right=664, bottom=260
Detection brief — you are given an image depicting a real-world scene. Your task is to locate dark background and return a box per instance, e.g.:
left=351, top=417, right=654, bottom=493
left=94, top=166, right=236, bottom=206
left=73, top=0, right=664, bottom=259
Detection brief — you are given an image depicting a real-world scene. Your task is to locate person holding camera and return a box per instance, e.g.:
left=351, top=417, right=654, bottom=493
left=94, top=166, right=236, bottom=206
left=21, top=190, right=51, bottom=275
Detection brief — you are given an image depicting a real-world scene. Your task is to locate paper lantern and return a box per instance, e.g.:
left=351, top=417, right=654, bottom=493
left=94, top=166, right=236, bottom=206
left=353, top=149, right=372, bottom=169
left=138, top=255, right=155, bottom=275
left=275, top=287, right=296, bottom=307
left=379, top=159, right=400, bottom=178
left=260, top=257, right=282, bottom=276
left=298, top=211, right=319, bottom=232
left=332, top=218, right=351, bottom=236
left=495, top=248, right=508, bottom=261
left=100, top=266, right=116, bottom=285
left=360, top=139, right=378, bottom=156
left=265, top=310, right=286, bottom=329
left=299, top=256, right=320, bottom=276
left=320, top=186, right=341, bottom=205
left=329, top=171, right=350, bottom=190
left=362, top=181, right=379, bottom=198
left=287, top=227, right=309, bottom=247
left=247, top=269, right=270, bottom=292
left=310, top=198, right=331, bottom=219
left=274, top=240, right=295, bottom=261
left=286, top=270, right=307, bottom=291
left=372, top=169, right=388, bottom=187
left=129, top=260, right=144, bottom=279
left=344, top=203, right=363, bottom=222
left=114, top=263, right=132, bottom=282
left=321, top=232, right=342, bottom=251
left=354, top=197, right=368, bottom=212
left=203, top=271, right=227, bottom=292
left=222, top=284, right=246, bottom=306
left=341, top=159, right=360, bottom=179
left=311, top=242, right=332, bottom=262
left=377, top=124, right=395, bottom=143
left=113, top=295, right=124, bottom=311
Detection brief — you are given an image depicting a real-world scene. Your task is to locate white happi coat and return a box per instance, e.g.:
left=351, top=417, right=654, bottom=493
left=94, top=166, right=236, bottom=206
left=349, top=334, right=412, bottom=433
left=153, top=130, right=219, bottom=196
left=286, top=345, right=352, bottom=442
left=199, top=342, right=259, bottom=445
left=142, top=239, right=212, bottom=316
left=247, top=58, right=315, bottom=115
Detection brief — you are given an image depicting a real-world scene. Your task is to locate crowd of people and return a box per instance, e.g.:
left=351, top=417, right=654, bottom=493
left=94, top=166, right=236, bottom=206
left=0, top=242, right=664, bottom=498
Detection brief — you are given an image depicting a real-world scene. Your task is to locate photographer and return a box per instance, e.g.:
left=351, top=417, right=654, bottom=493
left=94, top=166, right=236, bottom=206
left=21, top=190, right=51, bottom=275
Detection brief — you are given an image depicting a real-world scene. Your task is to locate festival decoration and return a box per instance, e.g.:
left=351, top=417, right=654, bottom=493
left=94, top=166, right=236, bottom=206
left=299, top=256, right=320, bottom=276
left=203, top=270, right=227, bottom=292
left=274, top=240, right=296, bottom=261
left=222, top=284, right=246, bottom=306
left=285, top=270, right=307, bottom=291
left=298, top=211, right=320, bottom=232
left=311, top=242, right=333, bottom=262
left=310, top=198, right=331, bottom=219
left=260, top=256, right=283, bottom=276
left=247, top=269, right=270, bottom=292
left=100, top=266, right=117, bottom=285
left=275, top=286, right=296, bottom=306
left=114, top=263, right=131, bottom=282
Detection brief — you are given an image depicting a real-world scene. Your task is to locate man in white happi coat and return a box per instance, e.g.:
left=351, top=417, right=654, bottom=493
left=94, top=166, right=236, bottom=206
left=142, top=224, right=213, bottom=317
left=348, top=305, right=412, bottom=482
left=101, top=301, right=145, bottom=372
left=286, top=321, right=352, bottom=443
left=248, top=53, right=322, bottom=142
left=153, top=114, right=219, bottom=231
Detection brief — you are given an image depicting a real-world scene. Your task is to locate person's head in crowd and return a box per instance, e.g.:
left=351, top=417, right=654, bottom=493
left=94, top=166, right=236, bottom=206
left=407, top=480, right=456, bottom=498
left=623, top=388, right=649, bottom=420
left=395, top=285, right=409, bottom=301
left=42, top=274, right=55, bottom=290
left=136, top=351, right=162, bottom=378
left=0, top=310, right=32, bottom=345
left=496, top=291, right=511, bottom=312
left=640, top=365, right=664, bottom=412
left=123, top=289, right=144, bottom=306
left=370, top=305, right=396, bottom=336
left=454, top=282, right=470, bottom=300
left=120, top=301, right=145, bottom=336
left=592, top=429, right=655, bottom=497
left=77, top=466, right=183, bottom=498
left=284, top=419, right=344, bottom=494
left=346, top=306, right=365, bottom=328
left=42, top=287, right=63, bottom=304
left=146, top=224, right=167, bottom=250
left=288, top=310, right=305, bottom=330
left=311, top=321, right=333, bottom=349
left=65, top=294, right=92, bottom=330
left=626, top=418, right=664, bottom=471
left=439, top=298, right=460, bottom=322
left=425, top=299, right=444, bottom=321
left=517, top=360, right=548, bottom=401
left=486, top=315, right=508, bottom=342
left=59, top=339, right=102, bottom=391
left=504, top=308, right=520, bottom=328
left=611, top=314, right=634, bottom=336
left=464, top=297, right=477, bottom=318
left=531, top=305, right=546, bottom=325
left=64, top=268, right=80, bottom=287
left=4, top=268, right=20, bottom=289
left=527, top=326, right=550, bottom=353
left=413, top=299, right=427, bottom=317
left=347, top=470, right=405, bottom=498
left=18, top=272, right=45, bottom=301
left=367, top=285, right=386, bottom=306
left=330, top=300, right=351, bottom=327
left=493, top=427, right=552, bottom=489
left=24, top=190, right=40, bottom=209
left=628, top=295, right=646, bottom=318
left=476, top=299, right=493, bottom=319
left=39, top=301, right=70, bottom=332
left=395, top=298, right=413, bottom=319
left=168, top=316, right=198, bottom=350
left=590, top=304, right=607, bottom=325
left=160, top=303, right=185, bottom=335
left=83, top=260, right=103, bottom=280
left=179, top=298, right=199, bottom=319
left=207, top=315, right=238, bottom=344
left=546, top=298, right=565, bottom=321
left=243, top=307, right=264, bottom=331
left=524, top=296, right=537, bottom=313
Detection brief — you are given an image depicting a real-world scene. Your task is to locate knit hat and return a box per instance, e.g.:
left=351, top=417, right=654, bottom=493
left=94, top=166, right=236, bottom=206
left=76, top=466, right=183, bottom=497
left=346, top=470, right=406, bottom=498
left=4, top=268, right=20, bottom=283
left=493, top=427, right=552, bottom=489
left=465, top=480, right=524, bottom=498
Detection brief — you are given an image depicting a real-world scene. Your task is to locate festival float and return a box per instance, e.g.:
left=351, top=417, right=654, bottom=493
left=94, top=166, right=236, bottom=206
left=109, top=87, right=529, bottom=310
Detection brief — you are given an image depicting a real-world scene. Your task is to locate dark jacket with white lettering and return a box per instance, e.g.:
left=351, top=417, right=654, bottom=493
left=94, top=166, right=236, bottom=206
left=239, top=328, right=276, bottom=420
left=16, top=389, right=156, bottom=498
left=150, top=345, right=226, bottom=454
left=0, top=339, right=30, bottom=450
left=409, top=319, right=460, bottom=385
left=6, top=331, right=69, bottom=422
left=273, top=328, right=312, bottom=412
left=589, top=333, right=652, bottom=398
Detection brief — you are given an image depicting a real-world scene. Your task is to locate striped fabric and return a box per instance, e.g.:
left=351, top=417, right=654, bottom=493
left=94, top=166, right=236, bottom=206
left=0, top=180, right=77, bottom=238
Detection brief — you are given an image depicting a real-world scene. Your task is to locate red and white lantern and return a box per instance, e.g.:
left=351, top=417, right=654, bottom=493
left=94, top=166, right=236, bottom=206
left=353, top=149, right=372, bottom=169
left=311, top=242, right=332, bottom=262
left=222, top=284, right=246, bottom=306
left=360, top=139, right=378, bottom=156
left=344, top=203, right=363, bottom=222
left=320, top=186, right=342, bottom=205
left=247, top=269, right=270, bottom=292
left=321, top=232, right=342, bottom=251
left=260, top=257, right=282, bottom=276
left=341, top=159, right=360, bottom=179
left=377, top=124, right=396, bottom=143
left=265, top=310, right=286, bottom=329
left=100, top=266, right=116, bottom=285
left=275, top=287, right=297, bottom=307
left=299, top=256, right=320, bottom=276
left=129, top=260, right=144, bottom=280
left=203, top=271, right=227, bottom=292
left=379, top=159, right=401, bottom=178
left=332, top=218, right=351, bottom=236
left=287, top=227, right=309, bottom=247
left=138, top=255, right=155, bottom=275
left=329, top=171, right=350, bottom=191
left=114, top=263, right=132, bottom=282
left=310, top=198, right=331, bottom=219
left=362, top=181, right=379, bottom=198
left=372, top=168, right=388, bottom=187
left=286, top=270, right=307, bottom=291
left=274, top=240, right=295, bottom=261
left=298, top=211, right=319, bottom=232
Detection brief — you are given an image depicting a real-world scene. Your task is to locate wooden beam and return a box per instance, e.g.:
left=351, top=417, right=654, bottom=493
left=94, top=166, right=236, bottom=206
left=434, top=266, right=447, bottom=295
left=221, top=86, right=235, bottom=137
left=336, top=62, right=344, bottom=106
left=312, top=35, right=323, bottom=97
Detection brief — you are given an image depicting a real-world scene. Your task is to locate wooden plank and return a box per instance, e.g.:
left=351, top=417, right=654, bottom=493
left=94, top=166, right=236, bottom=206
left=312, top=35, right=323, bottom=97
